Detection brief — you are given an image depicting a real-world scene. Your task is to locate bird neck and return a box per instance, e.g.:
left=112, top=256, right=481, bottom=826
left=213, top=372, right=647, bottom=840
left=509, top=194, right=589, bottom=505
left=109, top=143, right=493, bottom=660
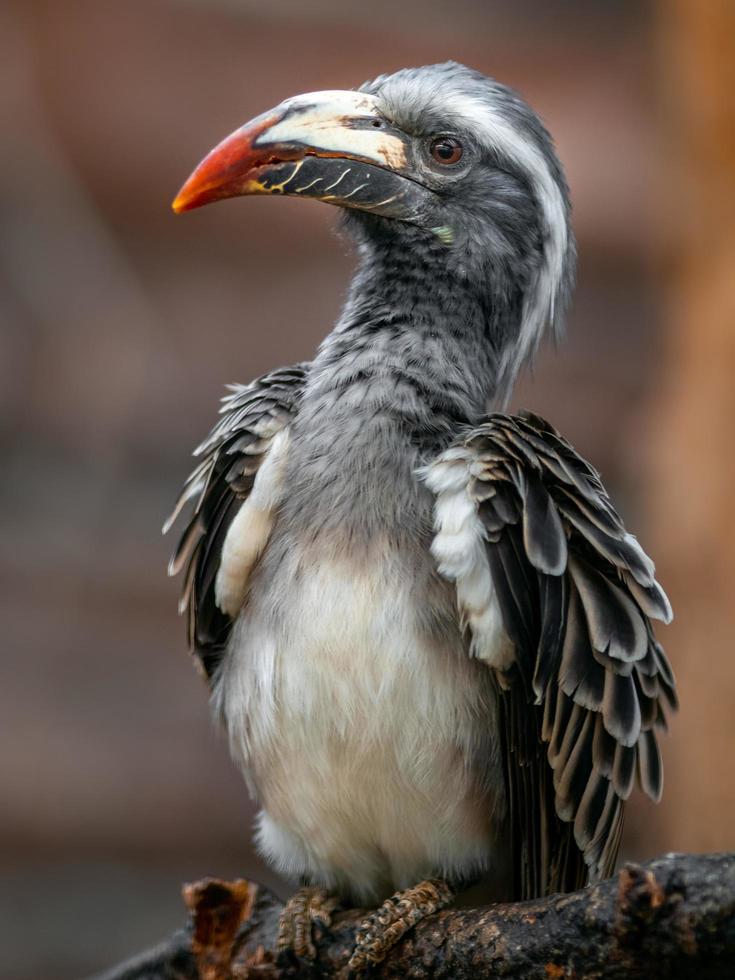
left=309, top=225, right=523, bottom=436
left=285, top=229, right=524, bottom=539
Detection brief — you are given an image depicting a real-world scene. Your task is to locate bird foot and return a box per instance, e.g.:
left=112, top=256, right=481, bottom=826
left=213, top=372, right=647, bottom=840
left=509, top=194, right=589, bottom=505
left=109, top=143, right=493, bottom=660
left=347, top=878, right=453, bottom=973
left=277, top=886, right=340, bottom=960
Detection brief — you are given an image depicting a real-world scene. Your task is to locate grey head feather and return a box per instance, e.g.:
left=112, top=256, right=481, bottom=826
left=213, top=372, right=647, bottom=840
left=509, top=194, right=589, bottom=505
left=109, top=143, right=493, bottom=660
left=359, top=61, right=576, bottom=404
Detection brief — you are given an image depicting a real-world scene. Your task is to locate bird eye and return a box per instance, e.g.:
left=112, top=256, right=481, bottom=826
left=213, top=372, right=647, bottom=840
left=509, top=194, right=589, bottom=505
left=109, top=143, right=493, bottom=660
left=429, top=136, right=463, bottom=165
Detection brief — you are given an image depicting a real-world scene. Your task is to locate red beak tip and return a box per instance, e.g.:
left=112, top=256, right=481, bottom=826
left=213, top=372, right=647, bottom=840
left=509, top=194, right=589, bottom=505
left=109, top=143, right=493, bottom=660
left=172, top=189, right=195, bottom=213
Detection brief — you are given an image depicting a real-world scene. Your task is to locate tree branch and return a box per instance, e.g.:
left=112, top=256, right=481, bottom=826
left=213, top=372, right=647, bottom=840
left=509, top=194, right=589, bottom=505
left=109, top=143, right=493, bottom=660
left=93, top=852, right=735, bottom=979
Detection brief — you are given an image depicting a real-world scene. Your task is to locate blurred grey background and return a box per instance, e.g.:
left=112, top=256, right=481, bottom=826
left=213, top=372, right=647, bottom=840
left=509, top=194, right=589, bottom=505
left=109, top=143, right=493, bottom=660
left=2, top=1, right=734, bottom=977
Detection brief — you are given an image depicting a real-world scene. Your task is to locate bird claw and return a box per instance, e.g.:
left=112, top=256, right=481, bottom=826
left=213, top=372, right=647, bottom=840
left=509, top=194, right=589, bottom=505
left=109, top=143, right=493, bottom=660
left=277, top=886, right=339, bottom=960
left=347, top=878, right=453, bottom=973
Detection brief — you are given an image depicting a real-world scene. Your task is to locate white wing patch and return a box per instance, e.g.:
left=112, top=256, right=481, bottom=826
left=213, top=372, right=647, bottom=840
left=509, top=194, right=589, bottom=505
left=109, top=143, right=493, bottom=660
left=214, top=427, right=291, bottom=618
left=422, top=447, right=515, bottom=670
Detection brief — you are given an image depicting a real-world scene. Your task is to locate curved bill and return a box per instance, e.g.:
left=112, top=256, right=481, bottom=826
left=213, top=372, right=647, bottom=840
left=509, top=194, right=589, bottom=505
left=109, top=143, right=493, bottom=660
left=172, top=90, right=436, bottom=224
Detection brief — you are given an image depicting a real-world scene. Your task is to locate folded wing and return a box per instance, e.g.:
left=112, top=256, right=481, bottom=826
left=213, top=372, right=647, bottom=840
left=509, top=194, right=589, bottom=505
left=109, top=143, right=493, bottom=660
left=165, top=364, right=308, bottom=681
left=423, top=411, right=676, bottom=898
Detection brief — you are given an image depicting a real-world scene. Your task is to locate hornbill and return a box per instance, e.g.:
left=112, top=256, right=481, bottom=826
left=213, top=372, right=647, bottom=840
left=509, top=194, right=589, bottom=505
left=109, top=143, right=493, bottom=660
left=167, top=62, right=676, bottom=971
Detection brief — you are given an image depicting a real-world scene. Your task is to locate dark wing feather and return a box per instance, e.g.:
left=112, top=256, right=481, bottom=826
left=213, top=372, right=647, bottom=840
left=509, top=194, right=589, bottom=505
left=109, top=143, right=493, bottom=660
left=429, top=411, right=675, bottom=899
left=164, top=364, right=308, bottom=681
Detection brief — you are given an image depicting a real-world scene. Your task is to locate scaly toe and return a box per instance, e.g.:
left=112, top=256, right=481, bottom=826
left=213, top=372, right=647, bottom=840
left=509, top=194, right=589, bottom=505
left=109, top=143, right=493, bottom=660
left=347, top=879, right=453, bottom=972
left=277, top=886, right=339, bottom=960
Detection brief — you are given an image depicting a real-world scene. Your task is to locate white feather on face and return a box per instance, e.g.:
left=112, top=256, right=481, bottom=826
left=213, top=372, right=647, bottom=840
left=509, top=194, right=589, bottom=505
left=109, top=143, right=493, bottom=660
left=446, top=93, right=569, bottom=394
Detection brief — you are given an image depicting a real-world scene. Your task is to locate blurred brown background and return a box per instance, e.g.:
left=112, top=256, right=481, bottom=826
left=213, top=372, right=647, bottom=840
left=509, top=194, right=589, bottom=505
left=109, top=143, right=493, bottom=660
left=2, top=1, right=733, bottom=977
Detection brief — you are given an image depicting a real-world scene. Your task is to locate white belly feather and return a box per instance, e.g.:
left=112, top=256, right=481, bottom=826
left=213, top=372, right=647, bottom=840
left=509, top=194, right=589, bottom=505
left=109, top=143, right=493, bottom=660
left=214, top=549, right=502, bottom=902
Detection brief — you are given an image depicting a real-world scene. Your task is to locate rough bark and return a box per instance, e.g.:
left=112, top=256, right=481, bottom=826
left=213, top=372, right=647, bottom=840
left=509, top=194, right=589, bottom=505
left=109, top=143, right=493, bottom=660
left=93, top=852, right=734, bottom=979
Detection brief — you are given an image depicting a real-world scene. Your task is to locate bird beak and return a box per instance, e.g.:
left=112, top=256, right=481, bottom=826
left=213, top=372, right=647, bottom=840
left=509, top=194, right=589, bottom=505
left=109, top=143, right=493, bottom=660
left=172, top=90, right=435, bottom=223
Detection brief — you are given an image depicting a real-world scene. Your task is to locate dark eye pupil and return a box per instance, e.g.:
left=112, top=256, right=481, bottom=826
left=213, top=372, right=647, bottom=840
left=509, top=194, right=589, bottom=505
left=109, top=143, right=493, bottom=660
left=430, top=137, right=463, bottom=165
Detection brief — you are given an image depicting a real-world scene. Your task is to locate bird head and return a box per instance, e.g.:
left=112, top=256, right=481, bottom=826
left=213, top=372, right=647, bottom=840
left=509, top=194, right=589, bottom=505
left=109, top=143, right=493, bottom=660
left=173, top=62, right=575, bottom=392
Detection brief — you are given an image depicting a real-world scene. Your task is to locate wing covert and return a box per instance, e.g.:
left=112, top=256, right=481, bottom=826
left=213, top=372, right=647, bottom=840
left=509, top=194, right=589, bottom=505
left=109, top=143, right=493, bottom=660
left=424, top=411, right=677, bottom=898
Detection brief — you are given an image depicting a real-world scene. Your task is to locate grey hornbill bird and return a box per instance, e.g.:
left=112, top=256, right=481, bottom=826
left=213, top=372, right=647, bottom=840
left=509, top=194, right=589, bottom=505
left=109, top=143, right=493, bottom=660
left=167, top=62, right=676, bottom=971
